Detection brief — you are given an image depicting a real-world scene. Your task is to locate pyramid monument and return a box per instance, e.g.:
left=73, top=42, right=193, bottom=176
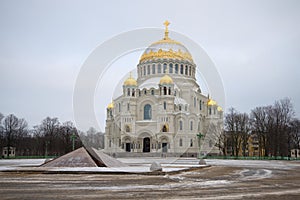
left=41, top=147, right=128, bottom=168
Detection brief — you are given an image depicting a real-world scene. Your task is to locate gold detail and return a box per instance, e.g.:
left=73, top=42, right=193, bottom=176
left=107, top=101, right=114, bottom=109
left=140, top=48, right=193, bottom=63
left=207, top=99, right=217, bottom=106
left=159, top=75, right=173, bottom=84
left=139, top=21, right=194, bottom=63
left=124, top=73, right=137, bottom=86
left=163, top=20, right=170, bottom=39
left=151, top=38, right=182, bottom=45
left=217, top=106, right=223, bottom=112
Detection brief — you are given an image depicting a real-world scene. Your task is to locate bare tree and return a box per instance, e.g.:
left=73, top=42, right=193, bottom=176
left=38, top=117, right=60, bottom=156
left=239, top=113, right=251, bottom=156
left=225, top=108, right=250, bottom=157
left=288, top=119, right=300, bottom=153
left=79, top=127, right=104, bottom=149
left=250, top=106, right=270, bottom=157
left=250, top=98, right=295, bottom=157
left=0, top=113, right=4, bottom=152
left=3, top=114, right=19, bottom=157
left=215, top=129, right=227, bottom=156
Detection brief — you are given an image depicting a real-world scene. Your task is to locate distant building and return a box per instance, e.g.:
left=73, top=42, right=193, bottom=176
left=225, top=132, right=265, bottom=157
left=104, top=21, right=223, bottom=157
left=291, top=149, right=300, bottom=158
left=2, top=147, right=16, bottom=158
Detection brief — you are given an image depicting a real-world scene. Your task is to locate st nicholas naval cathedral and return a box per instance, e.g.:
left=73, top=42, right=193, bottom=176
left=105, top=21, right=223, bottom=157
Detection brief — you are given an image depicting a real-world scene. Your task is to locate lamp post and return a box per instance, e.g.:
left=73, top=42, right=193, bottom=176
left=197, top=133, right=206, bottom=165
left=197, top=133, right=204, bottom=158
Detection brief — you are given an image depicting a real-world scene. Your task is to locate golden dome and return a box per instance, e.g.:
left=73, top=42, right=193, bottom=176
left=217, top=106, right=223, bottom=112
left=207, top=99, right=217, bottom=106
left=124, top=74, right=137, bottom=86
left=107, top=102, right=114, bottom=109
left=159, top=75, right=173, bottom=85
left=139, top=21, right=193, bottom=63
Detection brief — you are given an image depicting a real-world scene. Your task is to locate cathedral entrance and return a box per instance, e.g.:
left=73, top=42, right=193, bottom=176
left=143, top=137, right=150, bottom=152
left=125, top=143, right=131, bottom=152
left=162, top=143, right=168, bottom=153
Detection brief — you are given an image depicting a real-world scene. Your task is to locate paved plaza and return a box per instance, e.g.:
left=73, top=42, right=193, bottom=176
left=0, top=158, right=300, bottom=199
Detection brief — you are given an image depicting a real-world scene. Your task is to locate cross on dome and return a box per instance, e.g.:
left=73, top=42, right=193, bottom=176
left=163, top=20, right=170, bottom=39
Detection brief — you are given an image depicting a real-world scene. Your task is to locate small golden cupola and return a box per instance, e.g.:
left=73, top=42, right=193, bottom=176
left=217, top=106, right=223, bottom=112
left=123, top=73, right=137, bottom=86
left=107, top=101, right=114, bottom=109
left=159, top=75, right=174, bottom=85
left=207, top=98, right=217, bottom=106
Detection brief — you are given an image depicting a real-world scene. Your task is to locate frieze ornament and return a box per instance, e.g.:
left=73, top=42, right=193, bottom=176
left=139, top=48, right=193, bottom=63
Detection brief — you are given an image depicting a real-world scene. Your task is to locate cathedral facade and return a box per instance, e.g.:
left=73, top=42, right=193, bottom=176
left=104, top=22, right=223, bottom=157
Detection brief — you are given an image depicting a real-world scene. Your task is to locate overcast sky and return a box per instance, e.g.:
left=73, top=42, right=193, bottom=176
left=0, top=0, right=299, bottom=131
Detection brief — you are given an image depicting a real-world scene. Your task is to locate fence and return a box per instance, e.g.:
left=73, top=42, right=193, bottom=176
left=204, top=155, right=300, bottom=160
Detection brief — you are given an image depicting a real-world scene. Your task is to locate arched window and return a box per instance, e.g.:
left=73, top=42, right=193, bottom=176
left=158, top=64, right=161, bottom=73
left=163, top=101, right=166, bottom=110
left=163, top=63, right=167, bottom=73
left=199, top=100, right=202, bottom=110
left=169, top=63, right=173, bottom=73
left=151, top=90, right=154, bottom=95
left=147, top=65, right=150, bottom=75
left=127, top=88, right=130, bottom=96
left=144, top=104, right=152, bottom=120
left=194, top=97, right=196, bottom=107
left=179, top=120, right=183, bottom=130
left=175, top=64, right=178, bottom=74
left=143, top=65, right=146, bottom=75
left=152, top=64, right=156, bottom=74
left=189, top=66, right=191, bottom=76
left=179, top=138, right=183, bottom=147
left=125, top=125, right=130, bottom=132
left=190, top=121, right=193, bottom=131
left=185, top=65, right=188, bottom=75
left=190, top=139, right=193, bottom=147
left=180, top=64, right=184, bottom=74
left=162, top=124, right=168, bottom=132
left=163, top=87, right=167, bottom=95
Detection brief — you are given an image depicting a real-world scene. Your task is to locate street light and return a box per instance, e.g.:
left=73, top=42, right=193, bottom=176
left=197, top=132, right=204, bottom=158
left=197, top=132, right=206, bottom=165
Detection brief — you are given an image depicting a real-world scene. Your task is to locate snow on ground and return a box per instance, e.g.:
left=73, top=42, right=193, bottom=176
left=205, top=159, right=298, bottom=170
left=238, top=168, right=273, bottom=180
left=0, top=159, right=46, bottom=166
left=0, top=158, right=298, bottom=174
left=0, top=159, right=46, bottom=171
